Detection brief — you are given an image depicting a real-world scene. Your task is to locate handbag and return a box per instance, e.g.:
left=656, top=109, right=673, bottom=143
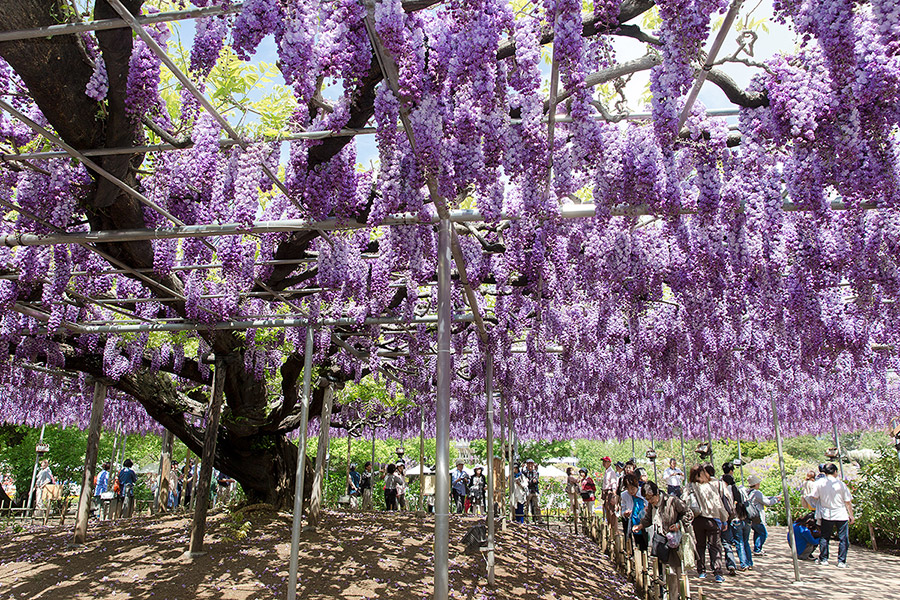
left=651, top=531, right=670, bottom=562
left=100, top=491, right=115, bottom=500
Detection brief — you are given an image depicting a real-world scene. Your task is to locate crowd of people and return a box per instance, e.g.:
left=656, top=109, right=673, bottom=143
left=593, top=456, right=854, bottom=586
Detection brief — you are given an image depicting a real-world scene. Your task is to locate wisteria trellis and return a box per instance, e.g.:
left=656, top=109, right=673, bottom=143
left=0, top=0, right=898, bottom=467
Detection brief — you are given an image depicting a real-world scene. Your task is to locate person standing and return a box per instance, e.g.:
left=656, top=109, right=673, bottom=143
left=579, top=467, right=596, bottom=520
left=523, top=458, right=541, bottom=524
left=747, top=475, right=781, bottom=555
left=451, top=460, right=469, bottom=514
left=382, top=463, right=402, bottom=511
left=215, top=470, right=234, bottom=507
left=360, top=461, right=374, bottom=511
left=396, top=463, right=407, bottom=510
left=801, top=471, right=817, bottom=510
left=512, top=464, right=527, bottom=523
left=634, top=481, right=693, bottom=598
left=601, top=457, right=620, bottom=524
left=347, top=463, right=361, bottom=509
left=116, top=459, right=138, bottom=519
left=663, top=458, right=684, bottom=497
left=806, top=463, right=853, bottom=568
left=686, top=464, right=731, bottom=583
left=34, top=459, right=55, bottom=510
left=94, top=462, right=111, bottom=520
left=468, top=466, right=487, bottom=515
left=721, top=462, right=751, bottom=573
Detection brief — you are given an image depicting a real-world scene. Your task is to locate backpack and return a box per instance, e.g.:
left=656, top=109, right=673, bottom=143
left=738, top=486, right=762, bottom=524
left=112, top=472, right=121, bottom=495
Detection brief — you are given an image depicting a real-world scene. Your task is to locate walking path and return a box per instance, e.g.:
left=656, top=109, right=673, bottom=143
left=686, top=526, right=900, bottom=600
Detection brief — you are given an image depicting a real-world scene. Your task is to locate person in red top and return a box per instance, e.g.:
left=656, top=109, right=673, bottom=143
left=579, top=467, right=597, bottom=519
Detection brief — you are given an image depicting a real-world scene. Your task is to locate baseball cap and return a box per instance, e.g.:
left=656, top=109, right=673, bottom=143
left=602, top=456, right=612, bottom=463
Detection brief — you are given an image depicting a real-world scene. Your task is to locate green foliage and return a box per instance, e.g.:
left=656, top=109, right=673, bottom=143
left=849, top=445, right=900, bottom=548
left=222, top=511, right=253, bottom=542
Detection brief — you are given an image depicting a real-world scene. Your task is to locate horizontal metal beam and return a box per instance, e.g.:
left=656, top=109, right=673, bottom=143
left=0, top=4, right=242, bottom=42
left=0, top=200, right=883, bottom=248
left=39, top=312, right=475, bottom=334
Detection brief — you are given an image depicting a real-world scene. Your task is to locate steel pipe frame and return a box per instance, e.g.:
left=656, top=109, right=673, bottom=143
left=484, top=351, right=496, bottom=586
left=434, top=217, right=452, bottom=600
left=287, top=327, right=315, bottom=600
left=0, top=199, right=884, bottom=249
left=0, top=110, right=743, bottom=163
left=772, top=396, right=802, bottom=583
left=0, top=4, right=242, bottom=43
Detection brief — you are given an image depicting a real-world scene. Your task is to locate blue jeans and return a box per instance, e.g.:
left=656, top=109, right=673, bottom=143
left=752, top=522, right=768, bottom=552
left=731, top=520, right=753, bottom=567
left=819, top=519, right=849, bottom=564
left=721, top=525, right=737, bottom=570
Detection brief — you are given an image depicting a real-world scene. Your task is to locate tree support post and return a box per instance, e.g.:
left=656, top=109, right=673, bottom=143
left=737, top=438, right=745, bottom=486
left=706, top=415, right=714, bottom=467
left=187, top=357, right=226, bottom=556
left=154, top=429, right=174, bottom=514
left=288, top=326, right=316, bottom=600
left=434, top=216, right=452, bottom=600
left=308, top=384, right=334, bottom=528
left=499, top=390, right=506, bottom=532
left=772, top=396, right=801, bottom=583
left=73, top=380, right=107, bottom=545
left=679, top=428, right=686, bottom=473
left=484, top=350, right=496, bottom=586
left=507, top=401, right=514, bottom=523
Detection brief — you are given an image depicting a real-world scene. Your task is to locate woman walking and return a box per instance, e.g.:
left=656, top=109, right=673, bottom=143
left=634, top=481, right=693, bottom=599
left=566, top=467, right=580, bottom=523
left=747, top=475, right=781, bottom=554
left=686, top=464, right=732, bottom=583
left=579, top=468, right=596, bottom=520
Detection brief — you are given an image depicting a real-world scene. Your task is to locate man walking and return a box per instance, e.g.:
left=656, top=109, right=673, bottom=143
left=451, top=460, right=469, bottom=514
left=360, top=461, right=374, bottom=511
left=806, top=463, right=853, bottom=568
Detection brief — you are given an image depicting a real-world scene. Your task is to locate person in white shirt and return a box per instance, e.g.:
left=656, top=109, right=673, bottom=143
left=806, top=463, right=853, bottom=567
left=663, top=458, right=684, bottom=497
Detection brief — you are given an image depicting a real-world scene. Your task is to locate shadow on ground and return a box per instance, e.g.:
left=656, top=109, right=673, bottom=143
left=0, top=509, right=637, bottom=600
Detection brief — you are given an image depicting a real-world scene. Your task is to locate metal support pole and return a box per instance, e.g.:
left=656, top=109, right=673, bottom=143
left=434, top=216, right=452, bottom=600
left=772, top=397, right=801, bottom=583
left=833, top=424, right=845, bottom=480
left=188, top=358, right=226, bottom=555
left=706, top=415, right=714, bottom=468
left=26, top=424, right=45, bottom=511
left=631, top=437, right=635, bottom=462
left=288, top=327, right=315, bottom=600
left=499, top=390, right=507, bottom=532
left=507, top=399, right=514, bottom=523
left=651, top=433, right=657, bottom=484
left=737, top=439, right=745, bottom=486
left=74, top=381, right=106, bottom=544
left=308, top=384, right=334, bottom=527
left=485, top=351, right=496, bottom=586
left=680, top=428, right=686, bottom=471
left=371, top=426, right=376, bottom=474
left=419, top=405, right=425, bottom=512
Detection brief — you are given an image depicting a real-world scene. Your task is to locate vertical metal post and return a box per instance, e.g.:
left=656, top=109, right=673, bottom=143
left=507, top=399, right=514, bottom=523
left=288, top=326, right=315, bottom=600
left=26, top=424, right=46, bottom=510
left=631, top=437, right=635, bottom=462
left=371, top=425, right=376, bottom=473
left=772, top=397, right=801, bottom=583
left=499, top=390, right=507, bottom=532
left=651, top=432, right=657, bottom=484
left=737, top=439, right=745, bottom=486
left=833, top=424, right=845, bottom=480
left=74, top=381, right=106, bottom=544
left=680, top=428, right=686, bottom=471
left=485, top=350, right=496, bottom=585
left=434, top=216, right=452, bottom=600
left=706, top=415, right=714, bottom=467
left=419, top=405, right=425, bottom=512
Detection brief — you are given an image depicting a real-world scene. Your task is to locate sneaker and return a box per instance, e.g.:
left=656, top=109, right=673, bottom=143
left=698, top=573, right=707, bottom=579
left=752, top=550, right=764, bottom=556
left=816, top=558, right=829, bottom=566
left=715, top=575, right=725, bottom=583
left=728, top=567, right=736, bottom=576
left=837, top=562, right=847, bottom=569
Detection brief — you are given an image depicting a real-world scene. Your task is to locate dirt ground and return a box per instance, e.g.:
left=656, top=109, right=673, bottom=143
left=0, top=509, right=637, bottom=600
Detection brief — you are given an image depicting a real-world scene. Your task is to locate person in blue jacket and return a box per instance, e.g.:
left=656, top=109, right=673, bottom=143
left=790, top=513, right=821, bottom=560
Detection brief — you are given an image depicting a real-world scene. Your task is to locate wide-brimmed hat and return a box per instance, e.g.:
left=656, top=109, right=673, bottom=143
left=748, top=475, right=762, bottom=487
